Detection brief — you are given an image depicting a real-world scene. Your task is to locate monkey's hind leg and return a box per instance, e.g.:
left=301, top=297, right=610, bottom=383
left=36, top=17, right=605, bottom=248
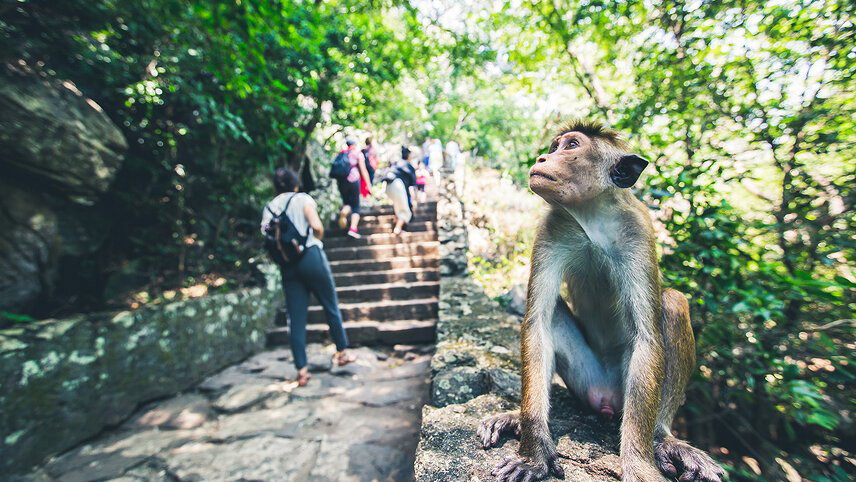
left=552, top=300, right=618, bottom=417
left=477, top=412, right=521, bottom=449
left=653, top=289, right=725, bottom=482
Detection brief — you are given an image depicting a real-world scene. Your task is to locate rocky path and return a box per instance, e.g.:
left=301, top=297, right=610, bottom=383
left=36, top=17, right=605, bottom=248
left=25, top=343, right=432, bottom=481
left=22, top=183, right=443, bottom=481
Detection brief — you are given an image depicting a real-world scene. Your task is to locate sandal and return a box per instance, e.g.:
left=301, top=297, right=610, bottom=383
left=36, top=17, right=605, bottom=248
left=334, top=351, right=357, bottom=367
left=296, top=370, right=312, bottom=387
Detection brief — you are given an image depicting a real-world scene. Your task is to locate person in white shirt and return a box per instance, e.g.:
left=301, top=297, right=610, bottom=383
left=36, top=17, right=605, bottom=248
left=261, top=168, right=355, bottom=386
left=445, top=140, right=461, bottom=171
left=428, top=138, right=444, bottom=183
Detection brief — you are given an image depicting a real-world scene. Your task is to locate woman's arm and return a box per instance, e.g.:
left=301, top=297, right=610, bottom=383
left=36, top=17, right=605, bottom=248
left=358, top=154, right=371, bottom=194
left=303, top=200, right=324, bottom=241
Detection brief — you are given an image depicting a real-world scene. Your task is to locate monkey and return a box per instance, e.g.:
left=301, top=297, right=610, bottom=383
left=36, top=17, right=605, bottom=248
left=476, top=121, right=725, bottom=482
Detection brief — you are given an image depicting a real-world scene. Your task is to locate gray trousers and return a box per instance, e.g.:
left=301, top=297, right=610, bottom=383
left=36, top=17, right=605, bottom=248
left=281, top=246, right=348, bottom=369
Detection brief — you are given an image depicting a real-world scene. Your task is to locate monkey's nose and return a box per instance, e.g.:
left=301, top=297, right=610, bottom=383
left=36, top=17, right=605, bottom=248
left=535, top=155, right=547, bottom=163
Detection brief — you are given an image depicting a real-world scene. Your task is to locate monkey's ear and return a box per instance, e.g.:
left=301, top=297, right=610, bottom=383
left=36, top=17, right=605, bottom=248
left=610, top=155, right=649, bottom=188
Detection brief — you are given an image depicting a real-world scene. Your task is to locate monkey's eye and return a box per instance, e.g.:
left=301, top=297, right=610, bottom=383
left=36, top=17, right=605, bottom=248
left=548, top=142, right=558, bottom=153
left=566, top=139, right=580, bottom=149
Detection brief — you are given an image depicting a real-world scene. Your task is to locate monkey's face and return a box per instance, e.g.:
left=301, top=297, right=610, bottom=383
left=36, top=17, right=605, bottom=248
left=529, top=131, right=609, bottom=205
left=530, top=131, right=649, bottom=206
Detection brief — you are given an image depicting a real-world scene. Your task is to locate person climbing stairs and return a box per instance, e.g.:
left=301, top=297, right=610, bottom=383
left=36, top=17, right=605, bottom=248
left=267, top=183, right=440, bottom=347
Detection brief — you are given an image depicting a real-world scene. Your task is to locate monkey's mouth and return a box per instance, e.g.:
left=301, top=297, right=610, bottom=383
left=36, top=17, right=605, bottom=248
left=530, top=172, right=557, bottom=182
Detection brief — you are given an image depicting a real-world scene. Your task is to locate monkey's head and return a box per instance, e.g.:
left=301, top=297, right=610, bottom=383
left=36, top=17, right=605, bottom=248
left=529, top=120, right=648, bottom=206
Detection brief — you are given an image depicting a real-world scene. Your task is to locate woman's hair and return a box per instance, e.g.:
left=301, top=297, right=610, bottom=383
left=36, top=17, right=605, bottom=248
left=273, top=167, right=300, bottom=194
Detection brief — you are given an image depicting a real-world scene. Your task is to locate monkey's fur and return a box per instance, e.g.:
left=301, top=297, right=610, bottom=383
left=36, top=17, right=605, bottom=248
left=477, top=121, right=724, bottom=482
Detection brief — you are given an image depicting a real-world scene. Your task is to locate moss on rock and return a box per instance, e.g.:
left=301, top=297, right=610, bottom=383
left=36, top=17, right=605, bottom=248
left=0, top=267, right=281, bottom=475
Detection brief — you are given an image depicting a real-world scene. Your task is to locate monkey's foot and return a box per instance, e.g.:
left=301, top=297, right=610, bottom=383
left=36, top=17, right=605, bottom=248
left=477, top=412, right=521, bottom=448
left=655, top=437, right=725, bottom=482
left=491, top=454, right=564, bottom=482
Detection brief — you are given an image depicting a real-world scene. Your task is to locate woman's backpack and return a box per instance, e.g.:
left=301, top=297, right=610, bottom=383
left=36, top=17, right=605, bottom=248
left=328, top=150, right=351, bottom=180
left=263, top=194, right=311, bottom=266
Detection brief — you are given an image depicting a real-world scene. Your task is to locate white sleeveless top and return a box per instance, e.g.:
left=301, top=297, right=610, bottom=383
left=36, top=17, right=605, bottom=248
left=260, top=192, right=323, bottom=249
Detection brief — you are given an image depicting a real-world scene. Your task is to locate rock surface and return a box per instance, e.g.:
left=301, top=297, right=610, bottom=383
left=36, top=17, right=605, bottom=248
left=21, top=343, right=433, bottom=482
left=0, top=68, right=127, bottom=199
left=437, top=169, right=469, bottom=277
left=0, top=265, right=281, bottom=475
left=414, top=276, right=621, bottom=481
left=501, top=283, right=527, bottom=316
left=0, top=66, right=128, bottom=312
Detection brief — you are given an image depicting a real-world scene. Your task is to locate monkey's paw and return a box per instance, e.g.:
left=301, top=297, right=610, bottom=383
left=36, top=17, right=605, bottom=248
left=491, top=454, right=564, bottom=482
left=655, top=437, right=725, bottom=482
left=477, top=412, right=521, bottom=448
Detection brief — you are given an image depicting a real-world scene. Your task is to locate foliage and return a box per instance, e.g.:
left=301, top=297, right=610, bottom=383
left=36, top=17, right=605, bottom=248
left=2, top=0, right=853, bottom=478
left=460, top=0, right=854, bottom=478
left=0, top=0, right=452, bottom=313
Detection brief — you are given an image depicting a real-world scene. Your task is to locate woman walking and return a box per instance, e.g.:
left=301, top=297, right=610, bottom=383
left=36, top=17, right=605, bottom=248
left=336, top=138, right=371, bottom=239
left=383, top=159, right=418, bottom=235
left=261, top=168, right=355, bottom=386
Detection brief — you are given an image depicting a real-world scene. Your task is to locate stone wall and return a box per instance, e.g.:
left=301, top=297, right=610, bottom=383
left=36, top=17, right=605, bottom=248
left=437, top=168, right=468, bottom=277
left=0, top=265, right=281, bottom=475
left=415, top=172, right=620, bottom=481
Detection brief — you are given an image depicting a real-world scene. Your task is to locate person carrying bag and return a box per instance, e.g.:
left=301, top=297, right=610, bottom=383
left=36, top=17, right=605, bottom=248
left=261, top=168, right=355, bottom=386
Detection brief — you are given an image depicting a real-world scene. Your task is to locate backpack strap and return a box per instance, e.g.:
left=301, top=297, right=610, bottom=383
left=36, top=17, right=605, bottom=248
left=264, top=194, right=298, bottom=233
left=267, top=193, right=297, bottom=220
left=268, top=193, right=313, bottom=252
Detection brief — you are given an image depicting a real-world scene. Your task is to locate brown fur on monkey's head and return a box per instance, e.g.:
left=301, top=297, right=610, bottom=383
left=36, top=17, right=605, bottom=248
left=531, top=119, right=647, bottom=206
left=553, top=119, right=628, bottom=151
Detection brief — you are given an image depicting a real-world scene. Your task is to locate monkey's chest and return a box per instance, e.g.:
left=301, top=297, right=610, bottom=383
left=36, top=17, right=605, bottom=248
left=564, top=267, right=631, bottom=352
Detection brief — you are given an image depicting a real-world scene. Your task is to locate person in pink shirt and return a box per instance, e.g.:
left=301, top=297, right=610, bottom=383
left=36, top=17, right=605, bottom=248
left=336, top=138, right=371, bottom=239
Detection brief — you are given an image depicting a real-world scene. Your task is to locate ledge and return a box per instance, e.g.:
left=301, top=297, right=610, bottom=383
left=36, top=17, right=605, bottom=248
left=415, top=277, right=621, bottom=481
left=0, top=265, right=281, bottom=475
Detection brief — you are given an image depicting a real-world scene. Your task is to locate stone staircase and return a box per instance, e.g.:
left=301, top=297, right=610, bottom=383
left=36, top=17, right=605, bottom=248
left=268, top=194, right=440, bottom=347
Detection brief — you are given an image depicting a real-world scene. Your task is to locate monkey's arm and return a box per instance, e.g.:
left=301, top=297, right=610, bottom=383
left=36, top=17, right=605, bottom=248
left=617, top=271, right=667, bottom=481
left=492, top=245, right=565, bottom=481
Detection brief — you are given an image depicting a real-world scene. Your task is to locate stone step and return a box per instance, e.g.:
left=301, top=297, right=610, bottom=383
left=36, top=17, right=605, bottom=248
left=358, top=212, right=436, bottom=226
left=333, top=268, right=439, bottom=287
left=328, top=255, right=439, bottom=274
left=267, top=319, right=437, bottom=347
left=308, top=297, right=439, bottom=323
left=327, top=221, right=435, bottom=237
left=335, top=280, right=439, bottom=303
left=324, top=241, right=439, bottom=262
left=324, top=230, right=437, bottom=249
left=361, top=201, right=437, bottom=216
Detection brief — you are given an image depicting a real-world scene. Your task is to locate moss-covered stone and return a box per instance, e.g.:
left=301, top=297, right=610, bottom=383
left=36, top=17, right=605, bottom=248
left=0, top=267, right=281, bottom=475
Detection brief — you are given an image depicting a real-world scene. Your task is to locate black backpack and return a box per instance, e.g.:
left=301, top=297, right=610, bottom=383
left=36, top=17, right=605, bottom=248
left=328, top=150, right=351, bottom=180
left=263, top=194, right=311, bottom=266
left=362, top=147, right=376, bottom=181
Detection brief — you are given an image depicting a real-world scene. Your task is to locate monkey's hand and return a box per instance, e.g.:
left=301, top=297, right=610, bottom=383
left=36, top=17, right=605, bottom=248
left=477, top=412, right=521, bottom=448
left=654, top=437, right=725, bottom=482
left=491, top=453, right=564, bottom=482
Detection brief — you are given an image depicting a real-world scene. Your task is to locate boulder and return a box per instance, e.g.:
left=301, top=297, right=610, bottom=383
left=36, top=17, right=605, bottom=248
left=0, top=182, right=59, bottom=312
left=0, top=68, right=127, bottom=201
left=0, top=67, right=127, bottom=312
